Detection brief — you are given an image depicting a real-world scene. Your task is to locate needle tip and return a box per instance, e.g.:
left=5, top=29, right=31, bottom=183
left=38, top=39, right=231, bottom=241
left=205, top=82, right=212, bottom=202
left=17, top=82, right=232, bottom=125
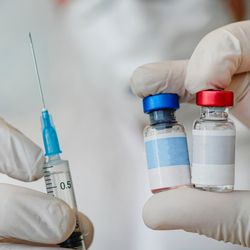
left=29, top=32, right=32, bottom=42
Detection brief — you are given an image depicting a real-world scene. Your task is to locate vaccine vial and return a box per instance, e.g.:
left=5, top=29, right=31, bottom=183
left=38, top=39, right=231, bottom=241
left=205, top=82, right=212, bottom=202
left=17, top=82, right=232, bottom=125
left=143, top=93, right=191, bottom=193
left=192, top=90, right=235, bottom=192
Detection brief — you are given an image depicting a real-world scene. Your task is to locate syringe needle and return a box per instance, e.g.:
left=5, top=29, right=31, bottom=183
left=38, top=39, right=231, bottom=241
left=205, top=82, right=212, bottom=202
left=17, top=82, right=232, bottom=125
left=29, top=32, right=46, bottom=110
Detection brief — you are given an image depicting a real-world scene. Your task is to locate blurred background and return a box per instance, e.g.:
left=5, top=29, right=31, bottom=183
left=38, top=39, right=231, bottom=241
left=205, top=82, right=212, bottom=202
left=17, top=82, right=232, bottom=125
left=0, top=0, right=250, bottom=249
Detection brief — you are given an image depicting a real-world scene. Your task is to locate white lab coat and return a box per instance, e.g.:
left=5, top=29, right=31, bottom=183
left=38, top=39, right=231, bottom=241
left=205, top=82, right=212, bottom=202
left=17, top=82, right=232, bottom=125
left=0, top=0, right=250, bottom=250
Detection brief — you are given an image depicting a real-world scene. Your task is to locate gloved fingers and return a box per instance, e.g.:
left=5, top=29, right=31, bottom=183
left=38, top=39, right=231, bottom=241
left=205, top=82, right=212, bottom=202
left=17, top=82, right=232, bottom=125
left=226, top=72, right=250, bottom=127
left=143, top=187, right=250, bottom=247
left=185, top=21, right=250, bottom=94
left=230, top=90, right=250, bottom=128
left=0, top=184, right=76, bottom=245
left=1, top=212, right=94, bottom=249
left=130, top=60, right=194, bottom=102
left=0, top=243, right=71, bottom=249
left=78, top=212, right=94, bottom=249
left=0, top=208, right=94, bottom=249
left=0, top=117, right=44, bottom=182
left=226, top=72, right=250, bottom=103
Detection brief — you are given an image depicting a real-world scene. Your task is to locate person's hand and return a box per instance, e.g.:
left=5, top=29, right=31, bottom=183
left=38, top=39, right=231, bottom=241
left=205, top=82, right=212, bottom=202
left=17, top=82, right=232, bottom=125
left=0, top=118, right=93, bottom=249
left=143, top=187, right=250, bottom=247
left=130, top=21, right=250, bottom=247
left=131, top=20, right=250, bottom=128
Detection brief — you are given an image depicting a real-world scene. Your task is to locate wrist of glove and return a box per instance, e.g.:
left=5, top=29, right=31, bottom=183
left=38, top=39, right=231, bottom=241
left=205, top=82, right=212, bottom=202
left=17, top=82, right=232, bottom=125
left=0, top=118, right=93, bottom=249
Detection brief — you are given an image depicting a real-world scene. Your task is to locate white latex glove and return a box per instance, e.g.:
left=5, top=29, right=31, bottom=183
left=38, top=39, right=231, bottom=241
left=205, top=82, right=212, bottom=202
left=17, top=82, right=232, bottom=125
left=0, top=118, right=93, bottom=249
left=131, top=21, right=250, bottom=128
left=130, top=21, right=250, bottom=247
left=143, top=187, right=250, bottom=247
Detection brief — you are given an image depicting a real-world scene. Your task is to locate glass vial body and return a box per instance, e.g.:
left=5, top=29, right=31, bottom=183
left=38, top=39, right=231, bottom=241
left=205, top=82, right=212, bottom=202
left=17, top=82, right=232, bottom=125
left=192, top=107, right=235, bottom=192
left=144, top=109, right=191, bottom=193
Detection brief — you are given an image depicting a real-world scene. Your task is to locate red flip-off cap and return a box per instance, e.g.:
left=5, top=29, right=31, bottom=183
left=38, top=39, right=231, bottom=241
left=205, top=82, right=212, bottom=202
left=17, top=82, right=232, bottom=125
left=196, top=90, right=234, bottom=107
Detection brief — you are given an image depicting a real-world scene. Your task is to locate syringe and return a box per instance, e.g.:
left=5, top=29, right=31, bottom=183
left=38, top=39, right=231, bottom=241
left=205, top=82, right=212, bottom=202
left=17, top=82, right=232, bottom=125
left=29, top=33, right=86, bottom=250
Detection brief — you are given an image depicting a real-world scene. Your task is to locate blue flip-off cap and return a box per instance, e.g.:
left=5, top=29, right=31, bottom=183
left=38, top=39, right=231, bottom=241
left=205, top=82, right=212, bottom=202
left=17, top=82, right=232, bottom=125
left=143, top=93, right=179, bottom=113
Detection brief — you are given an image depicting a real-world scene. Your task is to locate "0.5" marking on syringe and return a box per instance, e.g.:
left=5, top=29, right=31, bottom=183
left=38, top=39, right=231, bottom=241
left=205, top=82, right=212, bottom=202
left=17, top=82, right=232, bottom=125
left=60, top=181, right=72, bottom=190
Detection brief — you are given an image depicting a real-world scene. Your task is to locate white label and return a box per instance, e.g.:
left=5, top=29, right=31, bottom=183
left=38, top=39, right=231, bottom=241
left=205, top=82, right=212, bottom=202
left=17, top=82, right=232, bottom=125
left=144, top=132, right=187, bottom=141
left=148, top=165, right=191, bottom=191
left=144, top=132, right=191, bottom=190
left=192, top=129, right=235, bottom=185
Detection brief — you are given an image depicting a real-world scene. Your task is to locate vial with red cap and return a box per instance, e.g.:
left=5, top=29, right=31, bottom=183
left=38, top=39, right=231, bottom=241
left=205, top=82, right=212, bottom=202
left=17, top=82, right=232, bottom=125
left=192, top=90, right=236, bottom=192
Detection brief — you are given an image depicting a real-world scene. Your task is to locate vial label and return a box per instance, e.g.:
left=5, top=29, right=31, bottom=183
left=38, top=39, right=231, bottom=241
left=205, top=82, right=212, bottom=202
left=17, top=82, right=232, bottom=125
left=144, top=133, right=191, bottom=190
left=192, top=130, right=235, bottom=185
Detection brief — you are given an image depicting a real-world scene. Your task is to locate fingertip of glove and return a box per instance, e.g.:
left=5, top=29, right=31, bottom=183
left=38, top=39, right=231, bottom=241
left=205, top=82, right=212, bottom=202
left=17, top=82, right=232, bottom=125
left=130, top=62, right=169, bottom=98
left=78, top=212, right=94, bottom=248
left=130, top=65, right=149, bottom=98
left=28, top=149, right=45, bottom=181
left=185, top=28, right=241, bottom=94
left=142, top=187, right=195, bottom=230
left=142, top=193, right=165, bottom=230
left=46, top=199, right=76, bottom=244
left=0, top=118, right=46, bottom=182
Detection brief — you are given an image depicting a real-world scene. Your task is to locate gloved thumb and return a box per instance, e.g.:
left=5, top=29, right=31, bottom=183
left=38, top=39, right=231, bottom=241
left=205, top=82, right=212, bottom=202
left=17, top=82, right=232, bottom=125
left=143, top=187, right=250, bottom=247
left=185, top=21, right=250, bottom=127
left=130, top=60, right=194, bottom=102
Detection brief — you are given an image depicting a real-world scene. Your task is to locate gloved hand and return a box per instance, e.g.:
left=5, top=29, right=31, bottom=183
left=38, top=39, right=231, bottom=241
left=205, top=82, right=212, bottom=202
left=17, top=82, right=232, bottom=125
left=130, top=21, right=250, bottom=247
left=131, top=20, right=250, bottom=128
left=0, top=118, right=93, bottom=249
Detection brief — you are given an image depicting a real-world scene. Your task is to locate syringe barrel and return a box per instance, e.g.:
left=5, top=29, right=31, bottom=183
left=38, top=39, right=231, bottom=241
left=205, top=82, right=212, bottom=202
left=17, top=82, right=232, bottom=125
left=43, top=155, right=86, bottom=250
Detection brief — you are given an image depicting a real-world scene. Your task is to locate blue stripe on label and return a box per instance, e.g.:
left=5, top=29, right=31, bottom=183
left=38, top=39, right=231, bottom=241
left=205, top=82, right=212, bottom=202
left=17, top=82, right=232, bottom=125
left=145, top=137, right=190, bottom=169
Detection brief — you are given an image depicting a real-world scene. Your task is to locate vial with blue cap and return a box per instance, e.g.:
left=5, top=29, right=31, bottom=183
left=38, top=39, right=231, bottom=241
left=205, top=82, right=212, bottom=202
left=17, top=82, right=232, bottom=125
left=143, top=93, right=191, bottom=193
